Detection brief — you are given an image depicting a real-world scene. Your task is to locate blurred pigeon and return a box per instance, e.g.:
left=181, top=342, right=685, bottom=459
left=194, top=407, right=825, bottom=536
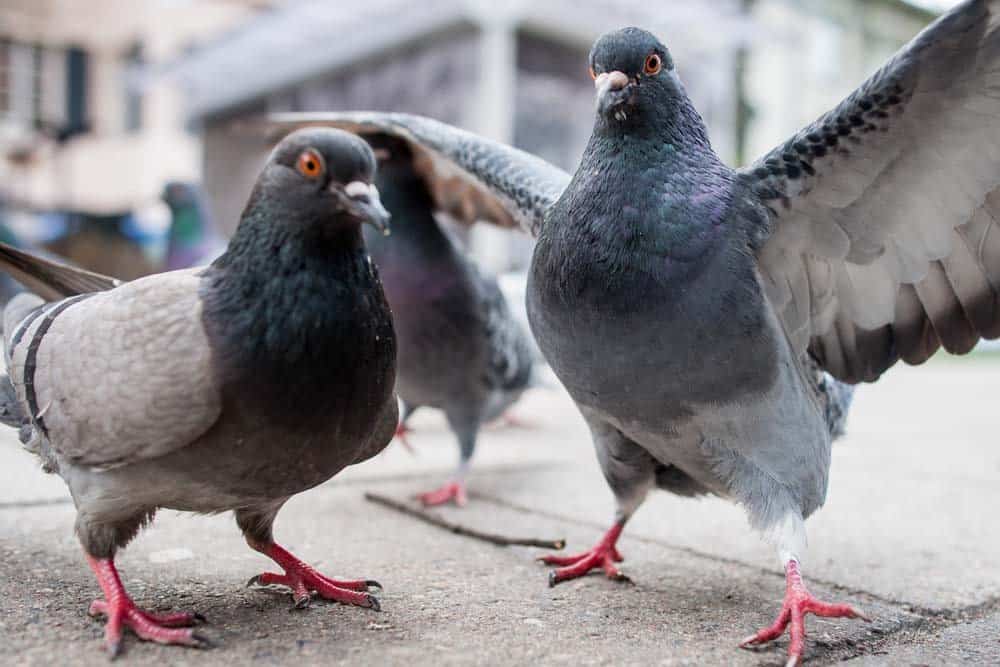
left=0, top=128, right=397, bottom=657
left=251, top=2, right=1000, bottom=662
left=363, top=138, right=534, bottom=506
left=161, top=181, right=227, bottom=270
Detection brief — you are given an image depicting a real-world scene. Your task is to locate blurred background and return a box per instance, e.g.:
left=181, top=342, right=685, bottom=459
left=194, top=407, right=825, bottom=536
left=0, top=0, right=963, bottom=278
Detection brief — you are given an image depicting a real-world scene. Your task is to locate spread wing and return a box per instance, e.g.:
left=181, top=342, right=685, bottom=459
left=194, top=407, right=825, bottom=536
left=242, top=111, right=571, bottom=237
left=744, top=0, right=1000, bottom=383
left=5, top=268, right=222, bottom=469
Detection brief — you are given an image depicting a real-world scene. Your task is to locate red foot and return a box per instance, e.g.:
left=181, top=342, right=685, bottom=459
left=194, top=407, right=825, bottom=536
left=247, top=541, right=381, bottom=611
left=488, top=411, right=536, bottom=430
left=86, top=555, right=208, bottom=658
left=539, top=522, right=629, bottom=586
left=393, top=422, right=416, bottom=454
left=417, top=480, right=467, bottom=507
left=739, top=560, right=869, bottom=665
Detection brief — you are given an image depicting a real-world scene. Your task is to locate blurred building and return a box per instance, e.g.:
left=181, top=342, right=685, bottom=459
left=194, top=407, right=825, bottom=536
left=168, top=0, right=935, bottom=271
left=2, top=0, right=938, bottom=274
left=0, top=0, right=266, bottom=276
left=741, top=0, right=936, bottom=166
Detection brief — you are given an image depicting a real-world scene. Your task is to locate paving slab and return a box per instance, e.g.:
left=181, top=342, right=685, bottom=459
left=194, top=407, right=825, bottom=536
left=845, top=612, right=1000, bottom=666
left=1, top=477, right=911, bottom=666
left=1, top=356, right=998, bottom=664
left=389, top=359, right=1000, bottom=611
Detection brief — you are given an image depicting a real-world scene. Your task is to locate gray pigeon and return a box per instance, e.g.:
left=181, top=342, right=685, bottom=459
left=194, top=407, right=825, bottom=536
left=251, top=2, right=1000, bottom=662
left=363, top=137, right=534, bottom=506
left=0, top=128, right=397, bottom=657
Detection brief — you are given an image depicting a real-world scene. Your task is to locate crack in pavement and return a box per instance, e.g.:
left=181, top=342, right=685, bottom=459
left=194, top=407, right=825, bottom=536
left=0, top=496, right=72, bottom=509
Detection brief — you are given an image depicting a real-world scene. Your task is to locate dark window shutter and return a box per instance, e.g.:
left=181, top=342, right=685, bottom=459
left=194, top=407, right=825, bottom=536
left=65, top=47, right=88, bottom=138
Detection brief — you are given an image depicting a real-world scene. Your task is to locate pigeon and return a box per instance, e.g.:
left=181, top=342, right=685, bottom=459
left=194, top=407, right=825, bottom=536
left=0, top=127, right=398, bottom=657
left=248, top=2, right=1000, bottom=662
left=363, top=137, right=535, bottom=506
left=161, top=181, right=227, bottom=270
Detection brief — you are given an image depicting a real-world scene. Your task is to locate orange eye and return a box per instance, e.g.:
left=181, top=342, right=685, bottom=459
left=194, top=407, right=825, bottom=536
left=296, top=150, right=323, bottom=179
left=589, top=66, right=596, bottom=80
left=643, top=53, right=662, bottom=76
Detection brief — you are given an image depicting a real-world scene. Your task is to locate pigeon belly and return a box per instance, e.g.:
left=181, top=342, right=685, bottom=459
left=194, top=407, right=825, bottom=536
left=527, top=226, right=832, bottom=514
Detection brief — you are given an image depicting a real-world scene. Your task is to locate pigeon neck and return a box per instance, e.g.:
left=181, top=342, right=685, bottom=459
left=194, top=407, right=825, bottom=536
left=369, top=165, right=455, bottom=256
left=200, top=208, right=393, bottom=426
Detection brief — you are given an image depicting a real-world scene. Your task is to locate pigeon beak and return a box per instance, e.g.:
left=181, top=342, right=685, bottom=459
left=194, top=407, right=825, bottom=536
left=595, top=70, right=633, bottom=120
left=342, top=181, right=392, bottom=236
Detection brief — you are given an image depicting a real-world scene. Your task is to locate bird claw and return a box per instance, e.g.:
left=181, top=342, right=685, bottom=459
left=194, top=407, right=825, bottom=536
left=540, top=523, right=628, bottom=587
left=248, top=543, right=383, bottom=612
left=416, top=480, right=467, bottom=507
left=739, top=560, right=868, bottom=663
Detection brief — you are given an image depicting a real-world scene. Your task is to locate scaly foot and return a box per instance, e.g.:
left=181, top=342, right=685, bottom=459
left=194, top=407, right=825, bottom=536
left=417, top=480, right=467, bottom=507
left=86, top=555, right=209, bottom=658
left=739, top=560, right=869, bottom=665
left=539, top=522, right=629, bottom=586
left=247, top=541, right=381, bottom=610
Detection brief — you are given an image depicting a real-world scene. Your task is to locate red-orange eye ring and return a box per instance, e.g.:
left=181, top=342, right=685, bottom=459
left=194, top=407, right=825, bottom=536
left=643, top=53, right=662, bottom=76
left=589, top=66, right=597, bottom=80
left=296, top=149, right=324, bottom=179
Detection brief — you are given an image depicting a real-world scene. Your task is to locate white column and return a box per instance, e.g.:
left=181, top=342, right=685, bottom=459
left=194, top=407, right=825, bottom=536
left=466, top=7, right=518, bottom=274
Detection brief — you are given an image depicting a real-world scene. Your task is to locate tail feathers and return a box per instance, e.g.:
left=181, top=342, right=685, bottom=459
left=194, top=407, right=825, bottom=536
left=823, top=377, right=855, bottom=439
left=806, top=353, right=855, bottom=439
left=0, top=373, right=25, bottom=429
left=0, top=241, right=119, bottom=301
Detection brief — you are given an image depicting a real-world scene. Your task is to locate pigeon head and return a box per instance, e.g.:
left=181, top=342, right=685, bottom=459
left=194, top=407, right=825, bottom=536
left=258, top=127, right=390, bottom=236
left=588, top=27, right=679, bottom=125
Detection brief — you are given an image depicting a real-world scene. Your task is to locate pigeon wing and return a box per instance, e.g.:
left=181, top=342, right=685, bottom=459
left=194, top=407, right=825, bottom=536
left=5, top=268, right=223, bottom=469
left=743, top=0, right=1000, bottom=383
left=245, top=111, right=571, bottom=237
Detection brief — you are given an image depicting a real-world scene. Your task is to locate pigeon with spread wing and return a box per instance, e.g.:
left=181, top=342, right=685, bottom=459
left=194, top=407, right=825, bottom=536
left=252, top=2, right=1000, bottom=662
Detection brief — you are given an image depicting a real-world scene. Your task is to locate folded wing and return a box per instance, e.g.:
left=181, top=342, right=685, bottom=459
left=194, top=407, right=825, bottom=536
left=2, top=255, right=222, bottom=469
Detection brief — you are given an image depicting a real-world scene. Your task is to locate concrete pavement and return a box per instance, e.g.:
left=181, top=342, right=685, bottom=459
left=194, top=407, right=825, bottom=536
left=1, top=356, right=998, bottom=665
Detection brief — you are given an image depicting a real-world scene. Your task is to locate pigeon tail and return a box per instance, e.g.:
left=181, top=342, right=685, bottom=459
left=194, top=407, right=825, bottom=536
left=822, top=376, right=854, bottom=439
left=0, top=373, right=24, bottom=429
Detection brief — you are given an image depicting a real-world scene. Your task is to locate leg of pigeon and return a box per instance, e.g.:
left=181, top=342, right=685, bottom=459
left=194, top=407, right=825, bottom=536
left=417, top=415, right=477, bottom=507
left=739, top=514, right=868, bottom=665
left=245, top=540, right=382, bottom=611
left=393, top=421, right=416, bottom=454
left=541, top=418, right=652, bottom=585
left=392, top=400, right=419, bottom=453
left=417, top=459, right=470, bottom=507
left=540, top=520, right=629, bottom=586
left=85, top=554, right=207, bottom=657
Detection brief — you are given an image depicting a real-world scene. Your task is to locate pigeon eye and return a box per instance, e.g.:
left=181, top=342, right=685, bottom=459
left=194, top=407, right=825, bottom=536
left=589, top=66, right=597, bottom=80
left=296, top=150, right=324, bottom=179
left=643, top=53, right=662, bottom=76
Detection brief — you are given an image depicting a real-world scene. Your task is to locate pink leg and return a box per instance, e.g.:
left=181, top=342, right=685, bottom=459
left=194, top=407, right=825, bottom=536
left=247, top=541, right=381, bottom=611
left=740, top=560, right=869, bottom=666
left=86, top=555, right=208, bottom=658
left=393, top=422, right=417, bottom=454
left=416, top=480, right=468, bottom=507
left=539, top=522, right=629, bottom=586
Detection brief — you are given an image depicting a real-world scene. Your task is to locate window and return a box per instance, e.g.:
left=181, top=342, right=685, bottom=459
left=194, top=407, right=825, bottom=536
left=0, top=38, right=81, bottom=138
left=123, top=43, right=143, bottom=133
